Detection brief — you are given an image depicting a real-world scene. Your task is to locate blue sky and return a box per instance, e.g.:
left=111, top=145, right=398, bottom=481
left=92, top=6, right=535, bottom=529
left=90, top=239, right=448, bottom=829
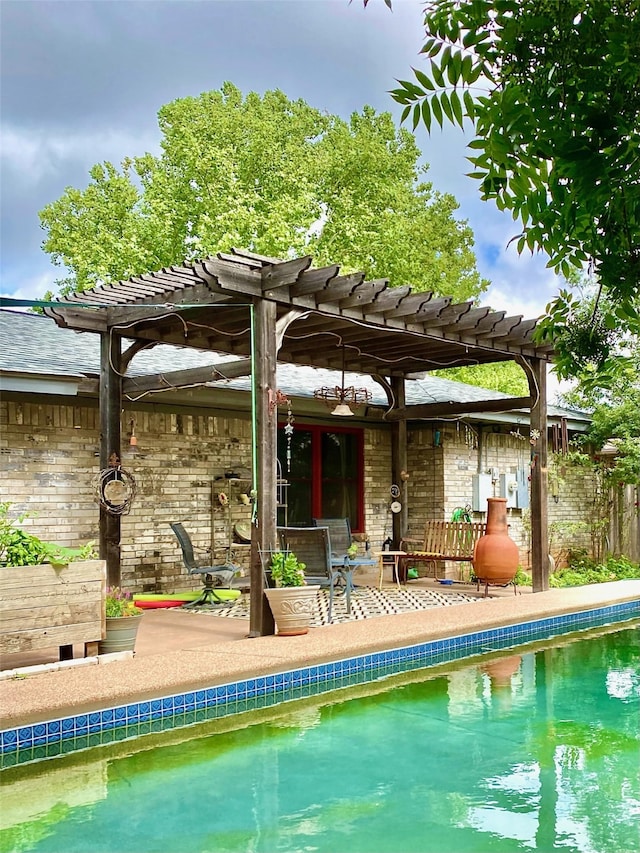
left=1, top=0, right=562, bottom=322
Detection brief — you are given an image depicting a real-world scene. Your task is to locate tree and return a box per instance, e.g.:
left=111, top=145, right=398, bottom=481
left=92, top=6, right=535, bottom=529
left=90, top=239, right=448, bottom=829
left=39, top=82, right=488, bottom=302
left=433, top=360, right=529, bottom=395
left=383, top=0, right=640, bottom=384
left=561, top=334, right=640, bottom=486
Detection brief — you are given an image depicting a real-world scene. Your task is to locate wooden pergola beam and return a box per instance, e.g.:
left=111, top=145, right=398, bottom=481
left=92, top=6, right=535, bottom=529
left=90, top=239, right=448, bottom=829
left=384, top=396, right=533, bottom=421
left=122, top=358, right=252, bottom=397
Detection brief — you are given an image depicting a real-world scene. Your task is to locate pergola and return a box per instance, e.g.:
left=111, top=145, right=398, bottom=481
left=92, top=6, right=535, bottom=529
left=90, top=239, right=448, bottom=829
left=45, top=248, right=553, bottom=636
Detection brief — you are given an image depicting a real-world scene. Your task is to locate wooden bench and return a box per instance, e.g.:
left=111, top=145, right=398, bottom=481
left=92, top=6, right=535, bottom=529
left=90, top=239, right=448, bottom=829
left=399, top=521, right=487, bottom=584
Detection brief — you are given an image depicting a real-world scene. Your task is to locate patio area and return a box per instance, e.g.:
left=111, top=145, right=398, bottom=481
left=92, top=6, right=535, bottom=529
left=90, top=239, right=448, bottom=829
left=2, top=576, right=638, bottom=733
left=0, top=571, right=493, bottom=672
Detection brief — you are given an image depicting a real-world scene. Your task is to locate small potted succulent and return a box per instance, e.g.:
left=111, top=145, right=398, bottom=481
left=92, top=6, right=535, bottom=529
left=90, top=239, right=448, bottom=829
left=264, top=551, right=319, bottom=635
left=99, top=587, right=143, bottom=654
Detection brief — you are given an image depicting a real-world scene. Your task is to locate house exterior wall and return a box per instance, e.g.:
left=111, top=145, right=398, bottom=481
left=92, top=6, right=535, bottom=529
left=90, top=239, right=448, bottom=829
left=1, top=396, right=399, bottom=591
left=362, top=427, right=393, bottom=550
left=402, top=421, right=596, bottom=575
left=1, top=397, right=256, bottom=592
left=1, top=395, right=598, bottom=590
left=547, top=458, right=603, bottom=565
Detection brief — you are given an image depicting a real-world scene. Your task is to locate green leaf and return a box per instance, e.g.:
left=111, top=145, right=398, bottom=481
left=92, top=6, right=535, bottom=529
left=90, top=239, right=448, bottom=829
left=440, top=90, right=454, bottom=123
left=413, top=69, right=436, bottom=92
left=462, top=29, right=478, bottom=49
left=462, top=89, right=476, bottom=119
left=431, top=94, right=444, bottom=128
left=430, top=60, right=445, bottom=88
left=450, top=89, right=464, bottom=127
left=412, top=102, right=422, bottom=131
left=460, top=53, right=474, bottom=83
left=448, top=50, right=462, bottom=85
left=421, top=98, right=432, bottom=131
left=419, top=38, right=436, bottom=55
left=396, top=78, right=425, bottom=98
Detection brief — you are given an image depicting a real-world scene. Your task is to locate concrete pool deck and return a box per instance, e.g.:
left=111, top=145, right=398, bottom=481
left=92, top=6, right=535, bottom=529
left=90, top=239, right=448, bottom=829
left=1, top=578, right=639, bottom=730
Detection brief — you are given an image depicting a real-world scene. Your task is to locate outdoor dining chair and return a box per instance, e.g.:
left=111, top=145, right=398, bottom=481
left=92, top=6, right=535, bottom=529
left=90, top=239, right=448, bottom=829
left=276, top=526, right=343, bottom=622
left=170, top=522, right=238, bottom=607
left=312, top=517, right=377, bottom=598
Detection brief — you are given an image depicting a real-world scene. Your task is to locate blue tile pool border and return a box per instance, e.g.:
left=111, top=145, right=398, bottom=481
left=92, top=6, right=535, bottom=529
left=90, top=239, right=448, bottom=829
left=2, top=599, right=638, bottom=768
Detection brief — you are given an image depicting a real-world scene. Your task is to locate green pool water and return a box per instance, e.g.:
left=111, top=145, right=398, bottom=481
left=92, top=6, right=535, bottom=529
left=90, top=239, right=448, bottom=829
left=1, top=623, right=638, bottom=853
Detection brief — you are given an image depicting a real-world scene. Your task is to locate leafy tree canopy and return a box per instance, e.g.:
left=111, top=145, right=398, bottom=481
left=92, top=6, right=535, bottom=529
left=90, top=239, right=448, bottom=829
left=433, top=360, right=529, bottom=395
left=561, top=332, right=640, bottom=484
left=383, top=0, right=640, bottom=384
left=39, top=82, right=488, bottom=302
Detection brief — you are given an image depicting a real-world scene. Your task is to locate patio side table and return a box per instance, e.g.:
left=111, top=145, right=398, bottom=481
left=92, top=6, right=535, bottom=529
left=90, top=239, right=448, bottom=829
left=375, top=551, right=405, bottom=590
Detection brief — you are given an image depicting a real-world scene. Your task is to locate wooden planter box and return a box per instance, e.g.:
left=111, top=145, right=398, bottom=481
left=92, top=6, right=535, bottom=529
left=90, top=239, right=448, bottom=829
left=0, top=560, right=106, bottom=660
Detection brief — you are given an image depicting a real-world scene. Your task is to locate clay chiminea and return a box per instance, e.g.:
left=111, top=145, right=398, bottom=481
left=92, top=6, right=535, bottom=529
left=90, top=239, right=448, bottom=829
left=481, top=654, right=522, bottom=688
left=473, top=497, right=519, bottom=589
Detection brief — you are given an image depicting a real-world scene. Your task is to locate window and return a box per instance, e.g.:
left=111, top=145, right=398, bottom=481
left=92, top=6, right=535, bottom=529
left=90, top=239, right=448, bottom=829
left=277, top=423, right=364, bottom=531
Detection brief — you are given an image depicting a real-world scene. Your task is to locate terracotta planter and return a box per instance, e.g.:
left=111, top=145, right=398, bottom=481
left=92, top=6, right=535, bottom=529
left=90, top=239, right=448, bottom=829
left=98, top=614, right=142, bottom=654
left=482, top=655, right=522, bottom=688
left=473, top=497, right=519, bottom=586
left=264, top=586, right=320, bottom=636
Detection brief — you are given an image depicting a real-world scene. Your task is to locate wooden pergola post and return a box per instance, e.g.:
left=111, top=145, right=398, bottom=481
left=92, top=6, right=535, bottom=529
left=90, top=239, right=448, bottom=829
left=391, top=376, right=408, bottom=548
left=528, top=356, right=549, bottom=591
left=99, top=332, right=122, bottom=588
left=249, top=296, right=277, bottom=636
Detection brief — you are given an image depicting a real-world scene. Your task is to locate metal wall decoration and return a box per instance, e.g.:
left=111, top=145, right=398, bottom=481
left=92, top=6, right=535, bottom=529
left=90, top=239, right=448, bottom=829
left=93, top=466, right=137, bottom=515
left=283, top=397, right=294, bottom=473
left=270, top=389, right=295, bottom=474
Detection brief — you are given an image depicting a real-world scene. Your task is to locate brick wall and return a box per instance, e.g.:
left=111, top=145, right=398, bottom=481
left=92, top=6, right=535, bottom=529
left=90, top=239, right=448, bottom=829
left=363, top=427, right=392, bottom=549
left=546, top=458, right=598, bottom=565
left=0, top=398, right=258, bottom=592
left=401, top=423, right=595, bottom=573
left=1, top=399, right=101, bottom=546
left=1, top=397, right=397, bottom=591
left=1, top=396, right=598, bottom=588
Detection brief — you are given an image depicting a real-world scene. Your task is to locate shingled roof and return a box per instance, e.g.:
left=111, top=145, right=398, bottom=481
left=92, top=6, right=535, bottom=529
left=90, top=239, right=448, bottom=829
left=0, top=310, right=589, bottom=429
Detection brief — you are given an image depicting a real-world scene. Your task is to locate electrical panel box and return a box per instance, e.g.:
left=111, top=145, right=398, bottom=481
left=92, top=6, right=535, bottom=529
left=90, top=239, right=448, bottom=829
left=472, top=473, right=492, bottom=512
left=499, top=473, right=518, bottom=508
left=516, top=467, right=530, bottom=509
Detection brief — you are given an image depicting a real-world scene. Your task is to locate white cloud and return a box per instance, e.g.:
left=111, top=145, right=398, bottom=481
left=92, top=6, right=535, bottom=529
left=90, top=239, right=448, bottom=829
left=1, top=125, right=160, bottom=185
left=0, top=269, right=58, bottom=304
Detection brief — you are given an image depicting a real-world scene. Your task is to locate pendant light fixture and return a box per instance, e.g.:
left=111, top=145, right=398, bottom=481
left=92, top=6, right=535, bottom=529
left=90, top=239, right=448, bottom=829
left=314, top=343, right=372, bottom=417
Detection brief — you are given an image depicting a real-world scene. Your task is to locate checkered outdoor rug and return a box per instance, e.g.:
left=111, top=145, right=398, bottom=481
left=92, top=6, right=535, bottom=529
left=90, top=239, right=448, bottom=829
left=186, top=585, right=482, bottom=627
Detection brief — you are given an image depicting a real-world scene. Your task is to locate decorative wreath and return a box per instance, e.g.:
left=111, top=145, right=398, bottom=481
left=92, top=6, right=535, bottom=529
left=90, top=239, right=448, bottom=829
left=93, top=466, right=137, bottom=516
left=217, top=492, right=229, bottom=507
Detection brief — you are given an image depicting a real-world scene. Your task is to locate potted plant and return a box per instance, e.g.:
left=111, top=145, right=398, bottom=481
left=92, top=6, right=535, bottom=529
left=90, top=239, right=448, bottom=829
left=269, top=550, right=306, bottom=587
left=99, top=587, right=143, bottom=655
left=264, top=551, right=319, bottom=636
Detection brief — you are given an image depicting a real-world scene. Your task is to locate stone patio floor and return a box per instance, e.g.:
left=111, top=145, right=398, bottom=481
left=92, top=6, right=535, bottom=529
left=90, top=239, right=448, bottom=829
left=1, top=576, right=638, bottom=730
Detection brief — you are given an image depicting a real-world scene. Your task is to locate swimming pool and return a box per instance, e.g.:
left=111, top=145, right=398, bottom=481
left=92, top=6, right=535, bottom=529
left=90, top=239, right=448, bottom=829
left=1, top=599, right=639, bottom=769
left=1, top=621, right=637, bottom=853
